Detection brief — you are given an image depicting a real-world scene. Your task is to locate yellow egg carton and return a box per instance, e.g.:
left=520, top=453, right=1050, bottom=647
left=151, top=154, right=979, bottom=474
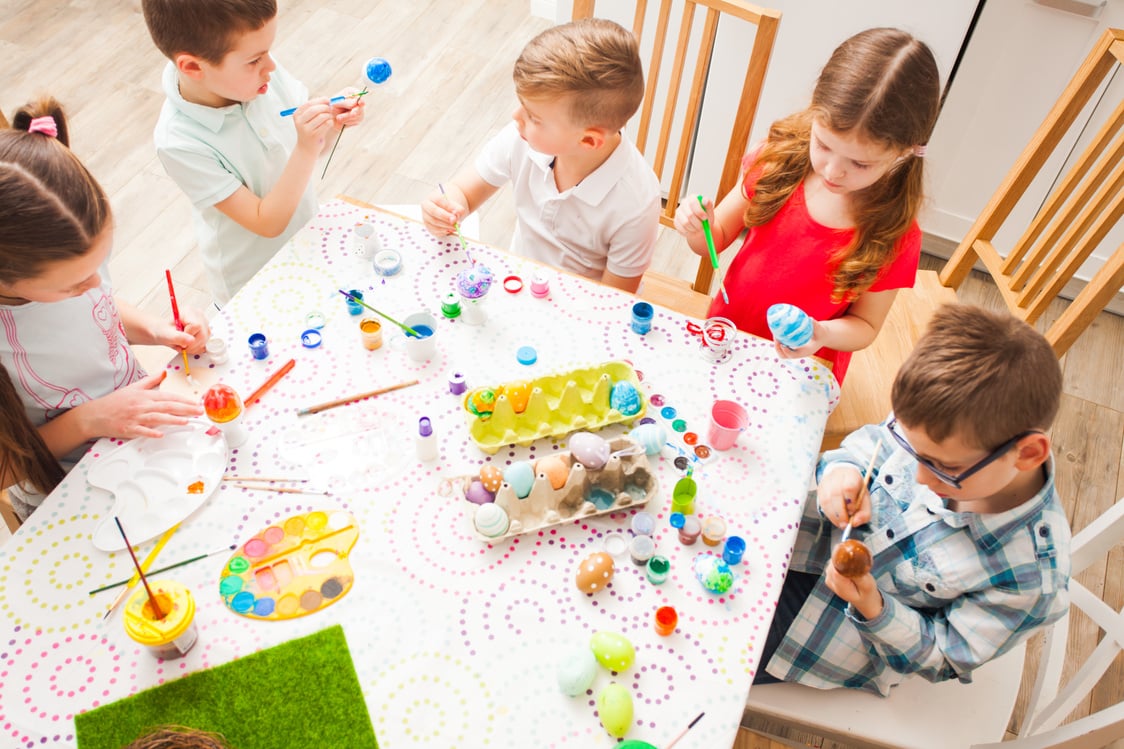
left=462, top=360, right=647, bottom=454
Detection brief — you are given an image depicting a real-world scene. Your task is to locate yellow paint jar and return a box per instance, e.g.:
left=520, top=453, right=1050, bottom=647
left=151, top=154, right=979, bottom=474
left=123, top=580, right=198, bottom=660
left=359, top=316, right=383, bottom=351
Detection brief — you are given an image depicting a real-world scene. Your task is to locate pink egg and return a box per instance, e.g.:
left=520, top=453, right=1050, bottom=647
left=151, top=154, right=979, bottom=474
left=479, top=465, right=503, bottom=492
left=537, top=455, right=570, bottom=490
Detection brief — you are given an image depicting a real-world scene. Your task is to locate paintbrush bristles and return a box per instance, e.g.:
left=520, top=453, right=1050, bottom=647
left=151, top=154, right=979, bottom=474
left=113, top=517, right=165, bottom=620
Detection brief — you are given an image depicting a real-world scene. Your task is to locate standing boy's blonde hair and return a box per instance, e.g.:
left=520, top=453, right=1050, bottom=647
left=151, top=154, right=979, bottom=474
left=512, top=18, right=644, bottom=131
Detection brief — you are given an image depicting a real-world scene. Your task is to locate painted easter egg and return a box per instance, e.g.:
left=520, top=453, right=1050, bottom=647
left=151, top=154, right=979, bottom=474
left=203, top=383, right=243, bottom=423
left=504, top=461, right=535, bottom=499
left=629, top=422, right=666, bottom=455
left=465, top=387, right=496, bottom=417
left=473, top=503, right=509, bottom=538
left=569, top=431, right=611, bottom=470
left=609, top=381, right=642, bottom=416
left=575, top=551, right=614, bottom=594
left=590, top=631, right=635, bottom=672
left=464, top=480, right=495, bottom=505
left=557, top=646, right=599, bottom=696
left=537, top=455, right=570, bottom=490
left=767, top=303, right=814, bottom=349
left=596, top=683, right=634, bottom=738
left=456, top=264, right=494, bottom=299
left=364, top=57, right=393, bottom=85
left=693, top=553, right=735, bottom=594
left=478, top=464, right=503, bottom=493
left=504, top=380, right=531, bottom=413
left=832, top=539, right=873, bottom=578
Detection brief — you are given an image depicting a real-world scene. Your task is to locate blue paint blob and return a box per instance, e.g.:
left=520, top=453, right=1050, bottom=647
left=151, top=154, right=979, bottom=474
left=365, top=57, right=393, bottom=84
left=231, top=591, right=256, bottom=614
left=660, top=406, right=677, bottom=420
left=253, top=597, right=276, bottom=617
left=406, top=324, right=433, bottom=339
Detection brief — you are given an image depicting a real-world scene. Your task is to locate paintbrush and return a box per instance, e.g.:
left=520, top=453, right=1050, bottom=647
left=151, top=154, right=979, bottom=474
left=337, top=290, right=419, bottom=336
left=102, top=523, right=179, bottom=619
left=321, top=86, right=367, bottom=179
left=842, top=438, right=883, bottom=542
left=279, top=90, right=368, bottom=117
left=244, top=358, right=295, bottom=408
left=665, top=712, right=705, bottom=749
left=297, top=379, right=419, bottom=416
left=438, top=183, right=473, bottom=265
left=230, top=484, right=330, bottom=495
left=164, top=270, right=192, bottom=380
left=89, top=544, right=235, bottom=596
left=697, top=195, right=729, bottom=304
left=113, top=517, right=165, bottom=619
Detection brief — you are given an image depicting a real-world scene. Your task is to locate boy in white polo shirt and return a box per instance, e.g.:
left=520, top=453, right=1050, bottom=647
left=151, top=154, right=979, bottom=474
left=142, top=0, right=365, bottom=307
left=422, top=18, right=660, bottom=293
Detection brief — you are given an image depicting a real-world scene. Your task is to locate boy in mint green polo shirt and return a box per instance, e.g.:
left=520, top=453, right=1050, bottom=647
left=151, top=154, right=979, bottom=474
left=142, top=0, right=365, bottom=306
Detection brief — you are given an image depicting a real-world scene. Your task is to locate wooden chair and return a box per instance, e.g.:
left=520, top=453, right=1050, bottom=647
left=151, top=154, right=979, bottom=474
left=1, top=489, right=20, bottom=534
left=742, top=497, right=1124, bottom=749
left=571, top=0, right=781, bottom=313
left=824, top=27, right=1124, bottom=450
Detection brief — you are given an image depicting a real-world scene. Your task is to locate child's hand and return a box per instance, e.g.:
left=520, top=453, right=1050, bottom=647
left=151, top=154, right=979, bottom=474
left=774, top=318, right=825, bottom=359
left=673, top=194, right=710, bottom=237
left=291, top=100, right=336, bottom=153
left=825, top=563, right=884, bottom=620
left=330, top=87, right=366, bottom=129
left=816, top=465, right=871, bottom=529
left=152, top=308, right=210, bottom=355
left=81, top=373, right=203, bottom=440
left=421, top=185, right=467, bottom=237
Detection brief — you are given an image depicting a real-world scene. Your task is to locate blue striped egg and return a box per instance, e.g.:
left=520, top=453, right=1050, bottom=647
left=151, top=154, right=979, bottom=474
left=766, top=303, right=814, bottom=348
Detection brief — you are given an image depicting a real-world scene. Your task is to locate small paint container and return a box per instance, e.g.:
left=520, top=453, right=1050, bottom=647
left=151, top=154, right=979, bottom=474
left=344, top=289, right=365, bottom=315
left=630, top=511, right=656, bottom=536
left=440, top=292, right=462, bottom=319
left=671, top=476, right=697, bottom=515
left=631, top=301, right=654, bottom=335
left=646, top=555, right=670, bottom=585
left=353, top=222, right=379, bottom=259
left=372, top=249, right=402, bottom=276
left=205, top=337, right=228, bottom=365
left=669, top=512, right=686, bottom=530
left=723, top=535, right=746, bottom=566
left=305, top=310, right=326, bottom=329
left=359, top=316, right=383, bottom=351
left=699, top=316, right=738, bottom=364
left=678, top=515, right=702, bottom=545
left=123, top=580, right=198, bottom=660
left=654, top=605, right=678, bottom=636
left=247, top=333, right=269, bottom=360
left=402, top=312, right=438, bottom=362
left=448, top=371, right=467, bottom=395
left=701, top=516, right=727, bottom=547
left=629, top=534, right=655, bottom=566
left=602, top=532, right=628, bottom=559
left=530, top=273, right=550, bottom=298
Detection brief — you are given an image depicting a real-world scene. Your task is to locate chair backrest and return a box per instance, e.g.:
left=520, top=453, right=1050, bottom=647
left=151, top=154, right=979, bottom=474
left=939, top=28, right=1124, bottom=357
left=572, top=0, right=781, bottom=294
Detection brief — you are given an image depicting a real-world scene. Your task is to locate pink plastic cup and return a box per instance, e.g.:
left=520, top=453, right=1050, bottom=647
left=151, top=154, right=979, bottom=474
left=708, top=399, right=748, bottom=451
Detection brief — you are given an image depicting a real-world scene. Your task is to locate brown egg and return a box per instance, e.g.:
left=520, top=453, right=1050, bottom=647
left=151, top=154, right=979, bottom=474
left=832, top=539, right=873, bottom=578
left=575, top=551, right=615, bottom=594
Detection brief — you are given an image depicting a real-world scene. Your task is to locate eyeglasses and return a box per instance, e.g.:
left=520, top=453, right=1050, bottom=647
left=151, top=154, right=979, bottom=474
left=885, top=417, right=1040, bottom=490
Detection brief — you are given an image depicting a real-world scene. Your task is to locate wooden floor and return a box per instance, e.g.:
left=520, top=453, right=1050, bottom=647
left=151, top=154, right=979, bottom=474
left=2, top=2, right=1121, bottom=747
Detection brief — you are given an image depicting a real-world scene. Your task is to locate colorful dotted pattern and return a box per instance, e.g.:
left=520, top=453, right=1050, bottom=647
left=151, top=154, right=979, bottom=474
left=0, top=200, right=839, bottom=748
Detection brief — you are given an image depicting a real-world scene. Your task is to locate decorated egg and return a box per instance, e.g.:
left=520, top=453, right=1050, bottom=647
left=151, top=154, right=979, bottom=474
left=504, top=380, right=531, bottom=413
left=609, top=381, right=642, bottom=416
left=832, top=539, right=873, bottom=578
left=568, top=432, right=611, bottom=470
left=466, top=387, right=496, bottom=417
left=693, top=553, right=735, bottom=594
left=478, top=465, right=503, bottom=492
left=575, top=551, right=614, bottom=594
left=464, top=480, right=495, bottom=505
left=629, top=423, right=666, bottom=455
left=557, top=646, right=599, bottom=696
left=504, top=461, right=535, bottom=499
left=474, top=503, right=509, bottom=537
left=456, top=263, right=494, bottom=299
left=364, top=56, right=393, bottom=85
left=590, top=630, right=635, bottom=672
left=596, top=683, right=634, bottom=738
left=767, top=303, right=814, bottom=349
left=537, top=455, right=570, bottom=490
left=203, top=383, right=243, bottom=423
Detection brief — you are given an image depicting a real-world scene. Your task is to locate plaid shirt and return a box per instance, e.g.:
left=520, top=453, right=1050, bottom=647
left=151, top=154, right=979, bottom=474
left=765, top=422, right=1071, bottom=695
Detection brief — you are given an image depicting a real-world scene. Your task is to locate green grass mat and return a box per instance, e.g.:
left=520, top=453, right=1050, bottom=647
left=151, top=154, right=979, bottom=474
left=75, top=625, right=377, bottom=748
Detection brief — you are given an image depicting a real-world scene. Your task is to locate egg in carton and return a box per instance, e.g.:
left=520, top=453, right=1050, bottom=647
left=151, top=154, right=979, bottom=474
left=463, top=360, right=646, bottom=454
left=455, top=435, right=658, bottom=541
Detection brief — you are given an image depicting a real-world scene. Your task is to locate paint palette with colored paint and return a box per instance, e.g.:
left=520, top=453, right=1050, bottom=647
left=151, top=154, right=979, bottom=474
left=88, top=421, right=228, bottom=551
left=220, top=511, right=359, bottom=620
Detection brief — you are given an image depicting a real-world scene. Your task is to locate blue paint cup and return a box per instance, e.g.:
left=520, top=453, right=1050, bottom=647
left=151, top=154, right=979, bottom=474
left=631, top=301, right=653, bottom=335
left=247, top=333, right=269, bottom=360
left=345, top=289, right=364, bottom=315
left=723, top=535, right=746, bottom=566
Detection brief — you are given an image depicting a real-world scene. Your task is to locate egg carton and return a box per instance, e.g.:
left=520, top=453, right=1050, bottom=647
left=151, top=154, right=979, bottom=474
left=463, top=360, right=646, bottom=454
left=455, top=436, right=658, bottom=542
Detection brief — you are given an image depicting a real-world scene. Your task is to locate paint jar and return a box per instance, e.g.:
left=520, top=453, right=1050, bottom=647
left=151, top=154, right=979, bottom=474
left=630, top=511, right=656, bottom=536
left=530, top=273, right=550, bottom=298
left=205, top=337, right=228, bottom=365
left=629, top=534, right=655, bottom=566
left=401, top=312, right=438, bottom=362
left=353, top=222, right=380, bottom=259
left=602, top=532, right=628, bottom=559
left=677, top=515, right=702, bottom=545
left=671, top=476, right=697, bottom=515
left=358, top=316, right=383, bottom=351
left=372, top=249, right=402, bottom=277
left=631, top=301, right=654, bottom=335
left=344, top=289, right=365, bottom=315
left=440, top=292, right=462, bottom=319
left=646, top=555, right=670, bottom=584
left=247, top=333, right=269, bottom=360
left=416, top=416, right=438, bottom=461
left=123, top=580, right=198, bottom=660
left=699, top=316, right=737, bottom=364
left=723, top=535, right=746, bottom=566
left=702, top=516, right=727, bottom=547
left=669, top=512, right=686, bottom=530
left=654, top=605, right=678, bottom=636
left=448, top=371, right=467, bottom=395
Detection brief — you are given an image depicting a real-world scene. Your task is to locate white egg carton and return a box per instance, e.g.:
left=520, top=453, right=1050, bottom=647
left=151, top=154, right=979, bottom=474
left=454, top=436, right=658, bottom=542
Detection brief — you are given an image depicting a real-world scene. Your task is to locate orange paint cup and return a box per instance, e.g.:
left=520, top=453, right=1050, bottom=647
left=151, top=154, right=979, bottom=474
left=654, top=605, right=678, bottom=636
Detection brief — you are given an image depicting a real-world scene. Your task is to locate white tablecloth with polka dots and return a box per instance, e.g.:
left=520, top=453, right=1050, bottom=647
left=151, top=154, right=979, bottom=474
left=0, top=200, right=840, bottom=749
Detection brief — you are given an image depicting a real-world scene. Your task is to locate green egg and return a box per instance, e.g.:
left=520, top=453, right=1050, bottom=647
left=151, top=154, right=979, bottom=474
left=590, top=630, right=636, bottom=672
left=596, top=682, right=634, bottom=738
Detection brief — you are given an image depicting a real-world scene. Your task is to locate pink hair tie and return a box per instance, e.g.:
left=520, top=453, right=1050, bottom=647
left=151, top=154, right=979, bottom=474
left=27, top=116, right=58, bottom=138
left=912, top=144, right=927, bottom=158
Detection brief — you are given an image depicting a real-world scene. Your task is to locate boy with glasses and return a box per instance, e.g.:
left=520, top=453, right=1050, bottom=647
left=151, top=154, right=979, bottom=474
left=756, top=304, right=1070, bottom=694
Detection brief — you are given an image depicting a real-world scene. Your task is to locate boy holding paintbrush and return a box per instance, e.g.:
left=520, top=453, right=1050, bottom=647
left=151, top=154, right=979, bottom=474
left=755, top=304, right=1071, bottom=695
left=421, top=18, right=661, bottom=293
left=141, top=0, right=366, bottom=307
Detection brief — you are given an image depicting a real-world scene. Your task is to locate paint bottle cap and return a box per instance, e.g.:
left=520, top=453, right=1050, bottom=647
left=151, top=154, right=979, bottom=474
left=448, top=371, right=467, bottom=395
left=516, top=346, right=537, bottom=365
left=418, top=417, right=434, bottom=437
left=301, top=329, right=323, bottom=348
left=440, top=292, right=462, bottom=319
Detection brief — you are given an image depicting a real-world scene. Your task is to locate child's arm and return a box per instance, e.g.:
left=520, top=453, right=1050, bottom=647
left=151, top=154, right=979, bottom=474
left=776, top=288, right=899, bottom=359
left=599, top=269, right=642, bottom=294
left=420, top=169, right=500, bottom=237
left=673, top=186, right=749, bottom=257
left=213, top=100, right=336, bottom=238
left=117, top=299, right=209, bottom=355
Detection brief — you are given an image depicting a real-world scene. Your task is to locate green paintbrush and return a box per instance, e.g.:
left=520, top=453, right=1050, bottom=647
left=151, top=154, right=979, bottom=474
left=697, top=195, right=729, bottom=303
